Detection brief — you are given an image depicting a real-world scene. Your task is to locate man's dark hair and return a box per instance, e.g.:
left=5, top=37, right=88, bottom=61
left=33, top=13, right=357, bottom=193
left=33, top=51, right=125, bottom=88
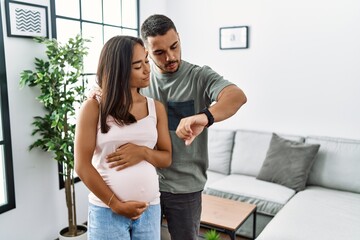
left=141, top=14, right=177, bottom=41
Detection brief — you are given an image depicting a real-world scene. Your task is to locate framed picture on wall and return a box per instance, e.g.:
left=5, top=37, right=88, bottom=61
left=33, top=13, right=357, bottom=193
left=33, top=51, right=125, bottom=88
left=5, top=0, right=49, bottom=38
left=219, top=26, right=249, bottom=50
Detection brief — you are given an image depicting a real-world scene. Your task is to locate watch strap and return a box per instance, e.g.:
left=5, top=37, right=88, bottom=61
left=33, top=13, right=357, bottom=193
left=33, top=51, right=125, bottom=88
left=199, top=108, right=214, bottom=128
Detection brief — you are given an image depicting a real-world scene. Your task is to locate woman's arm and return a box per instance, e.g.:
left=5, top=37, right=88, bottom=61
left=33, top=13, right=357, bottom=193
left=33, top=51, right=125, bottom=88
left=145, top=100, right=172, bottom=168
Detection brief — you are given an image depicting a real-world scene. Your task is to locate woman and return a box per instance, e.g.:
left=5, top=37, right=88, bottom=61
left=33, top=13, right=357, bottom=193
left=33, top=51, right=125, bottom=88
left=74, top=35, right=172, bottom=240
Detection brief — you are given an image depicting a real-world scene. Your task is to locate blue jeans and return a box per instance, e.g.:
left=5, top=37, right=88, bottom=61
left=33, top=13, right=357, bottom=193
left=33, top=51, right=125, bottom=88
left=161, top=191, right=202, bottom=240
left=88, top=203, right=160, bottom=240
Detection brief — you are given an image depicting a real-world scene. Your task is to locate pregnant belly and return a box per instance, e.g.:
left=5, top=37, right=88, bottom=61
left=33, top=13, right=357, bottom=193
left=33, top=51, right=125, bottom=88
left=103, top=161, right=159, bottom=203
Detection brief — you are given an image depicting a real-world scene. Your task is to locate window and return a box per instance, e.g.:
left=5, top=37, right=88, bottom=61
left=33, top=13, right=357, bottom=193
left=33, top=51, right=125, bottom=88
left=0, top=3, right=15, bottom=214
left=50, top=0, right=139, bottom=188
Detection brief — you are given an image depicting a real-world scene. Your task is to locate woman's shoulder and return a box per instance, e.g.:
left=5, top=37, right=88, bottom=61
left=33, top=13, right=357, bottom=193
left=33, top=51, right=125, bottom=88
left=153, top=99, right=166, bottom=114
left=80, top=98, right=99, bottom=116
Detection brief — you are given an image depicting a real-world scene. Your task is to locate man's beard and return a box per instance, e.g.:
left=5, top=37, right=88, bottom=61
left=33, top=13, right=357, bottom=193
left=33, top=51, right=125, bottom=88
left=150, top=54, right=181, bottom=73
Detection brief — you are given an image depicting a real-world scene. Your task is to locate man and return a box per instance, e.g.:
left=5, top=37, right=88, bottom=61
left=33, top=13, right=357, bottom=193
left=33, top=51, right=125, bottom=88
left=139, top=14, right=247, bottom=240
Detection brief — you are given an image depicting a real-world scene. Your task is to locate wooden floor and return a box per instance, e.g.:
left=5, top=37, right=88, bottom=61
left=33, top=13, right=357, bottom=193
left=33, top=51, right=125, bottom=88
left=161, top=224, right=250, bottom=240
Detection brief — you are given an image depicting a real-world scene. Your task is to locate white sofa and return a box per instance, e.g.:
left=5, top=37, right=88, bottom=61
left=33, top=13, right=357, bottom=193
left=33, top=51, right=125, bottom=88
left=203, top=129, right=360, bottom=240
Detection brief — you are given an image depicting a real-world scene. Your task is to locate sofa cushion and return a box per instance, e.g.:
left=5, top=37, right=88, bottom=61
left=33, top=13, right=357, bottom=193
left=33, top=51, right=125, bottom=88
left=306, top=136, right=360, bottom=194
left=256, top=186, right=360, bottom=240
left=204, top=174, right=296, bottom=216
left=207, top=129, right=235, bottom=174
left=205, top=170, right=228, bottom=190
left=256, top=133, right=320, bottom=192
left=231, top=129, right=304, bottom=176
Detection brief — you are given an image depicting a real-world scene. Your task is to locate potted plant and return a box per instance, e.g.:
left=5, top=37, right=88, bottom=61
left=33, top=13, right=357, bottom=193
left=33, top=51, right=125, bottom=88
left=20, top=34, right=90, bottom=239
left=204, top=229, right=222, bottom=240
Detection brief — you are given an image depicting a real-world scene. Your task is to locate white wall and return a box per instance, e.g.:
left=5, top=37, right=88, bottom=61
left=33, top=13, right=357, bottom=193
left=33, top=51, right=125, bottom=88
left=142, top=0, right=360, bottom=139
left=0, top=0, right=89, bottom=239
left=140, top=0, right=166, bottom=21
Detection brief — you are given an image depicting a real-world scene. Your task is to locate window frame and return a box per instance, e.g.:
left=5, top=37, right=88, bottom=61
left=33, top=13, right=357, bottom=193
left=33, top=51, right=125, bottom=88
left=0, top=3, right=15, bottom=214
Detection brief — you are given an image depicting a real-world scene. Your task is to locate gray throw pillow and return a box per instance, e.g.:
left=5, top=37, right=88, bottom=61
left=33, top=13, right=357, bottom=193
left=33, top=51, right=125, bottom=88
left=208, top=129, right=235, bottom=175
left=256, top=133, right=320, bottom=192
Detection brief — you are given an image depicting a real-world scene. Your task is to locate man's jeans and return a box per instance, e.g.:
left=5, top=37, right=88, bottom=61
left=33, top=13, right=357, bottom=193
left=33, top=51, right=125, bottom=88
left=161, top=191, right=202, bottom=240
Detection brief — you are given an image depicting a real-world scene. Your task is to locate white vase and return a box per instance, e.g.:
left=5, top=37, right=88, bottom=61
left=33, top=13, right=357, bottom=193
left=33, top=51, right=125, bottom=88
left=59, top=225, right=87, bottom=240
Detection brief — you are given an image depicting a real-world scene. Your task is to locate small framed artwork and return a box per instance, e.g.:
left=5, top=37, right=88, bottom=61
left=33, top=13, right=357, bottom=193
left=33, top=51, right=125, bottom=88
left=5, top=0, right=49, bottom=38
left=219, top=26, right=249, bottom=50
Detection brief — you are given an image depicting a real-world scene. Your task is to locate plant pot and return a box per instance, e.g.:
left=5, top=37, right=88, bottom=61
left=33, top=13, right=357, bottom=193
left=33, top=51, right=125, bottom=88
left=59, top=225, right=87, bottom=240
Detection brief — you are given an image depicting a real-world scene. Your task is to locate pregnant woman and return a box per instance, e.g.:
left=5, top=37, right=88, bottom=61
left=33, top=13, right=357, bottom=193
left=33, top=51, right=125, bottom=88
left=74, top=35, right=172, bottom=240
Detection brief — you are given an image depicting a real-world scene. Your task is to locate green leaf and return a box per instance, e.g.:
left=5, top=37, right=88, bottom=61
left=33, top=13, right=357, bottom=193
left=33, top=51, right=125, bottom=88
left=204, top=229, right=222, bottom=240
left=19, top=34, right=90, bottom=168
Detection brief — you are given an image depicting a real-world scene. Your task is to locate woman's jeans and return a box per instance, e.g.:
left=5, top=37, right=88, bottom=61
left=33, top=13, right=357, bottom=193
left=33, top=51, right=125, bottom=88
left=88, top=202, right=160, bottom=240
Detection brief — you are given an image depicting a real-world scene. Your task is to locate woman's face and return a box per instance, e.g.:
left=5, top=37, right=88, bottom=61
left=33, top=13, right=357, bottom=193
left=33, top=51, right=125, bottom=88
left=130, top=43, right=150, bottom=89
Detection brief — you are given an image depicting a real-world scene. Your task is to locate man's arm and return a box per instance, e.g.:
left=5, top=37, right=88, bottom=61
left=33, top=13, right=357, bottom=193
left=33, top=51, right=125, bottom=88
left=176, top=84, right=247, bottom=145
left=209, top=84, right=247, bottom=122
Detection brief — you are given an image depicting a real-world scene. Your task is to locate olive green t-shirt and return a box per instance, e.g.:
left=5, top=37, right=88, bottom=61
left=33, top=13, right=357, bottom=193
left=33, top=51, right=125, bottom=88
left=141, top=60, right=233, bottom=193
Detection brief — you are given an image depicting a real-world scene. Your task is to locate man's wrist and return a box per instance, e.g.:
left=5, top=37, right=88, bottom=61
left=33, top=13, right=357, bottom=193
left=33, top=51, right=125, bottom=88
left=198, top=108, right=214, bottom=128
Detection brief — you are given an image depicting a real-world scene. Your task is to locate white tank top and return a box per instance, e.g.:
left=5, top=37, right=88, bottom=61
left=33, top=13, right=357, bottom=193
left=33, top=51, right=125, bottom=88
left=89, top=97, right=160, bottom=207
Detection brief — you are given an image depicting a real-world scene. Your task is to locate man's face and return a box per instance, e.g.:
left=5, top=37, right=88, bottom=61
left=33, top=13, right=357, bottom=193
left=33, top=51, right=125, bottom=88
left=145, top=28, right=181, bottom=74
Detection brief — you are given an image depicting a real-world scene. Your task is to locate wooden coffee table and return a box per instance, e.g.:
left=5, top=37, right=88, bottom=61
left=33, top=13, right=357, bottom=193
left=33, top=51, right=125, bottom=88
left=201, top=194, right=257, bottom=240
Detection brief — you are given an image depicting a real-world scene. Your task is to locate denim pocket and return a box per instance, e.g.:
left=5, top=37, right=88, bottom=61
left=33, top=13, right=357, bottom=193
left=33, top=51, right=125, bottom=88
left=167, top=100, right=195, bottom=131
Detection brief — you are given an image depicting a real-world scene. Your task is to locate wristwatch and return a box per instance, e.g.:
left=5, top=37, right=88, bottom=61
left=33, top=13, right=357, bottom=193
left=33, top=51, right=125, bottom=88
left=199, top=108, right=214, bottom=128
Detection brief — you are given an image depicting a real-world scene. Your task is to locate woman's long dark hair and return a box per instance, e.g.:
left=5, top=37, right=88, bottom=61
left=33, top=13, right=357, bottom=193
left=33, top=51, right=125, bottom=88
left=96, top=35, right=145, bottom=133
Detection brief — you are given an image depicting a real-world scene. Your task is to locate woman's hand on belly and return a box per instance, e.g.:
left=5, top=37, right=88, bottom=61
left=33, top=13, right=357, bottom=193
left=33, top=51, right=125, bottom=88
left=112, top=199, right=149, bottom=220
left=106, top=143, right=144, bottom=171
